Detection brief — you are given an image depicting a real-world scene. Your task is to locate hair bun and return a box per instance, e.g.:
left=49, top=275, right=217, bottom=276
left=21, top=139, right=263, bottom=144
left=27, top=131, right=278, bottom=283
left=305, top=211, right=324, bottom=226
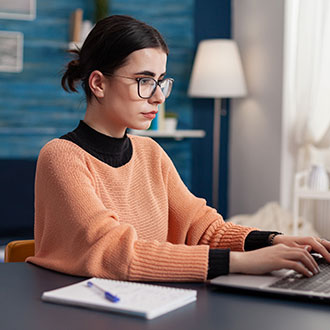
left=67, top=59, right=82, bottom=79
left=61, top=51, right=83, bottom=93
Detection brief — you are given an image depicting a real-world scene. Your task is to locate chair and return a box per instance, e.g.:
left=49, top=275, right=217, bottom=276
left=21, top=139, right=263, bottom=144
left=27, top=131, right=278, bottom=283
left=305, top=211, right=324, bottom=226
left=4, top=239, right=35, bottom=262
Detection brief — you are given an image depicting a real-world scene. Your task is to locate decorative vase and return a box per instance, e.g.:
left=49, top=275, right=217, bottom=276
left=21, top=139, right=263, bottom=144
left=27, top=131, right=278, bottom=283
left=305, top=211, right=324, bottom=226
left=307, top=164, right=329, bottom=191
left=164, top=117, right=178, bottom=132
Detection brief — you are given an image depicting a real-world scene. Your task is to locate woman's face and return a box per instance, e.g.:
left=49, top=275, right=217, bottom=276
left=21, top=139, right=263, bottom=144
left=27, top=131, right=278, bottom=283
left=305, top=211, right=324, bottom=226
left=91, top=47, right=168, bottom=137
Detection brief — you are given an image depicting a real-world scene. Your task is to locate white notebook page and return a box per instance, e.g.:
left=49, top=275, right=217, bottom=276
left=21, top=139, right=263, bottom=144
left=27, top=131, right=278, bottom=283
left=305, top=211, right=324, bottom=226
left=42, top=277, right=197, bottom=320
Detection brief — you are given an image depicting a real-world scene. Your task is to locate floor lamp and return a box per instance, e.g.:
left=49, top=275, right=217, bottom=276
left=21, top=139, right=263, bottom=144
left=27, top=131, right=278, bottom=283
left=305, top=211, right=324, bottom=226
left=188, top=39, right=247, bottom=210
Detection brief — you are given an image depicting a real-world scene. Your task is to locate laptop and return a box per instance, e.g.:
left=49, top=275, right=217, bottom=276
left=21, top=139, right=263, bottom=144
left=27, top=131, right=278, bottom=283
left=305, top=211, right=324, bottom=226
left=210, top=254, right=330, bottom=301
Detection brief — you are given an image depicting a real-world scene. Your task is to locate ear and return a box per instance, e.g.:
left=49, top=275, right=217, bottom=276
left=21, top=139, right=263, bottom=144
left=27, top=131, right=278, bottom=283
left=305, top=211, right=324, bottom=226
left=89, top=70, right=106, bottom=98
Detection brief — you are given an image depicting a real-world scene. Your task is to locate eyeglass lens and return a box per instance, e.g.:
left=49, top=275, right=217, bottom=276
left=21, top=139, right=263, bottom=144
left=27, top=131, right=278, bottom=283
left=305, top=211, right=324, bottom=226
left=138, top=78, right=173, bottom=99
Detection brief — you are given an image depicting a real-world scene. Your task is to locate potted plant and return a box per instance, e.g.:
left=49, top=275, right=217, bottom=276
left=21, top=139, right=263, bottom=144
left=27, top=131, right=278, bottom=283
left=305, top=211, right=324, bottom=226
left=164, top=112, right=178, bottom=132
left=94, top=0, right=109, bottom=22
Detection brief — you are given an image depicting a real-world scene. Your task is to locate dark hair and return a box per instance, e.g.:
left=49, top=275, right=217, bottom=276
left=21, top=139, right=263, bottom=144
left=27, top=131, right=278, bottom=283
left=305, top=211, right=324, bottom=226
left=61, top=15, right=169, bottom=101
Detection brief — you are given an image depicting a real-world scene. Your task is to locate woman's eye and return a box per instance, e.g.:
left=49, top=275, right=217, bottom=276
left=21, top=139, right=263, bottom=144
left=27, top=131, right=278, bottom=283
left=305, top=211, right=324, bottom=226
left=140, top=78, right=154, bottom=86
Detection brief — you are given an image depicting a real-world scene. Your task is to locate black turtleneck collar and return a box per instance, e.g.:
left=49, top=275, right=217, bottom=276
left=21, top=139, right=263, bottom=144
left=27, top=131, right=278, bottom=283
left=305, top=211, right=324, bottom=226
left=60, top=120, right=133, bottom=168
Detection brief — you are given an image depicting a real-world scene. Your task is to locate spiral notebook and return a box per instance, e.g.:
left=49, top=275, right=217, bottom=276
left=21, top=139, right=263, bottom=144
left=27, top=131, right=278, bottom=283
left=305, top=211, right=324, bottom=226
left=42, top=278, right=197, bottom=320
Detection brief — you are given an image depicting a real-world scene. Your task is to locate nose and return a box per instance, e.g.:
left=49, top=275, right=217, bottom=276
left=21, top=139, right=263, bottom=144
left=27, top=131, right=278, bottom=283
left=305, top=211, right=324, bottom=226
left=148, top=85, right=165, bottom=105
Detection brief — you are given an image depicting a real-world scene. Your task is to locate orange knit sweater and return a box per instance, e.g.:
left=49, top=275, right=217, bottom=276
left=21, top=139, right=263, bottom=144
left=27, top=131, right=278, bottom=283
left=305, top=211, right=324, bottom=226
left=27, top=135, right=254, bottom=281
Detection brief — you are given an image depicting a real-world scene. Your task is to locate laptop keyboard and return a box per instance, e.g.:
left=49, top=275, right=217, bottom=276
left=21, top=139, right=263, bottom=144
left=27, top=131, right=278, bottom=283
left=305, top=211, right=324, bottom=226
left=269, top=257, right=330, bottom=293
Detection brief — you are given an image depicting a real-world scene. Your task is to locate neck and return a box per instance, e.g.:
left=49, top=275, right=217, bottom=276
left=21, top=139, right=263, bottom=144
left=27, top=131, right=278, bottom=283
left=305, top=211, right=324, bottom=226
left=84, top=104, right=126, bottom=138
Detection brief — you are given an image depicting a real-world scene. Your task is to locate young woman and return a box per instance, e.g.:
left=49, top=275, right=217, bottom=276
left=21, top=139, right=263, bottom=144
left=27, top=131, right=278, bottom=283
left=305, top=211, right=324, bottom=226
left=27, top=15, right=330, bottom=281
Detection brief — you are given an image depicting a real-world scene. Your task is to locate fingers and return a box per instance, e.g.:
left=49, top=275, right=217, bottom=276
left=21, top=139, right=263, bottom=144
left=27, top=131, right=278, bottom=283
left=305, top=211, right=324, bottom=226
left=274, top=244, right=319, bottom=277
left=285, top=248, right=320, bottom=277
left=317, top=238, right=330, bottom=253
left=230, top=240, right=328, bottom=277
left=293, top=243, right=312, bottom=252
left=290, top=236, right=330, bottom=262
left=284, top=261, right=314, bottom=278
left=308, top=237, right=330, bottom=262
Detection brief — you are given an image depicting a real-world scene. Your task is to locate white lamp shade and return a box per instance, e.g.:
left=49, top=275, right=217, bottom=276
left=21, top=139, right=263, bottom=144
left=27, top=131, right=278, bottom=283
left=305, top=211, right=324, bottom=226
left=188, top=39, right=247, bottom=98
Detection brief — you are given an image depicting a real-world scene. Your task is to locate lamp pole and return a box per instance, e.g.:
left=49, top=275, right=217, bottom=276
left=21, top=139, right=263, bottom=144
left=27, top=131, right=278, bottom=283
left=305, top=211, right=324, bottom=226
left=212, top=98, right=221, bottom=210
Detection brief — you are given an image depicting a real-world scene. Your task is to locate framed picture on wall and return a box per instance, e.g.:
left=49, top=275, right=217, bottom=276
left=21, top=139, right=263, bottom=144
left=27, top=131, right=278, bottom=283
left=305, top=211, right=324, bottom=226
left=0, top=31, right=24, bottom=72
left=0, top=0, right=36, bottom=20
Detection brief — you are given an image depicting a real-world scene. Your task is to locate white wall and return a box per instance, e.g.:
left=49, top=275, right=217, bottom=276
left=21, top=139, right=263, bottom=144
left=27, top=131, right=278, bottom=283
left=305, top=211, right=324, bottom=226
left=229, top=0, right=285, bottom=216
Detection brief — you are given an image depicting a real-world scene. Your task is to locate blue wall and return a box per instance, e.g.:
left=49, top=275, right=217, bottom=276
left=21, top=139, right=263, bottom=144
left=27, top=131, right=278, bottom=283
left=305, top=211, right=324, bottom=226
left=0, top=1, right=93, bottom=157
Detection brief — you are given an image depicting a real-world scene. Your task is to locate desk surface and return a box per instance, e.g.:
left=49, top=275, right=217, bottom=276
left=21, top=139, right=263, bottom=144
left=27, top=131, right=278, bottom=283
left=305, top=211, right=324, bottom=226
left=1, top=263, right=330, bottom=330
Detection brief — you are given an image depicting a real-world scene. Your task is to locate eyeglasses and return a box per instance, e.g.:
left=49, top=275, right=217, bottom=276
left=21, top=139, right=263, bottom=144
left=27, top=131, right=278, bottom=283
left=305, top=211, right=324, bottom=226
left=105, top=74, right=174, bottom=99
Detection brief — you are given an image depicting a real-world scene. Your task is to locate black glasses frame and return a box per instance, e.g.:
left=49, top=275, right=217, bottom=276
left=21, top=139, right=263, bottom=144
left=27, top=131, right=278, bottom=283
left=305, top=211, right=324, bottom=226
left=104, top=73, right=174, bottom=99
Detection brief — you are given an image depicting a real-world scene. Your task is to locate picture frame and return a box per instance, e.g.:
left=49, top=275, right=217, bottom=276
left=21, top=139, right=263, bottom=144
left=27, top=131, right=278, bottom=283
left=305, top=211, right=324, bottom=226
left=0, top=31, right=24, bottom=73
left=0, top=0, right=36, bottom=21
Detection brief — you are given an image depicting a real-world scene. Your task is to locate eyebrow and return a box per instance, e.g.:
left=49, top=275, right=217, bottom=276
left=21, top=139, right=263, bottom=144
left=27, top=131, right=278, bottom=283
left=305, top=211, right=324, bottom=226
left=134, top=70, right=166, bottom=78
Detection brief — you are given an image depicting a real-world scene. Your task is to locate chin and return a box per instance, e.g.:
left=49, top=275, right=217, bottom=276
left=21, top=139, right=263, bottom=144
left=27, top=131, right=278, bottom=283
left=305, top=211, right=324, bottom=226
left=130, top=122, right=151, bottom=131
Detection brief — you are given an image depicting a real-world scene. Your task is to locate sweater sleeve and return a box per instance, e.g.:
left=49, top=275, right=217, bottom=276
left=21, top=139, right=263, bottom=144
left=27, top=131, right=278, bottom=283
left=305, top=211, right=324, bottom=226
left=207, top=249, right=230, bottom=279
left=244, top=230, right=282, bottom=250
left=162, top=149, right=256, bottom=252
left=27, top=141, right=209, bottom=282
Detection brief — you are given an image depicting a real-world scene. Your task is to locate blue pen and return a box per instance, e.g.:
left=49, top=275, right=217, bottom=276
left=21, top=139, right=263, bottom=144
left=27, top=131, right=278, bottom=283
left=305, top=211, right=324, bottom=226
left=87, top=281, right=120, bottom=303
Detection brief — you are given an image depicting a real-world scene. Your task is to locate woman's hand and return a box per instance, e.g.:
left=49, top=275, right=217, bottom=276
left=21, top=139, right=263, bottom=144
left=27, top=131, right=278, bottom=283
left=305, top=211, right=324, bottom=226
left=272, top=235, right=330, bottom=262
left=230, top=244, right=320, bottom=277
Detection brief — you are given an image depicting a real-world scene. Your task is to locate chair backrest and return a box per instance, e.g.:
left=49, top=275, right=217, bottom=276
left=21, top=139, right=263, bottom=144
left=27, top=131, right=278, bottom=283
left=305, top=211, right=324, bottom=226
left=4, top=240, right=35, bottom=262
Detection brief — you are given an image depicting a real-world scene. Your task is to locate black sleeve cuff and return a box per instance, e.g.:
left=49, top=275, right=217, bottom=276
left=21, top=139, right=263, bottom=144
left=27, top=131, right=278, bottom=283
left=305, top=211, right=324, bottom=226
left=244, top=230, right=281, bottom=251
left=207, top=249, right=230, bottom=280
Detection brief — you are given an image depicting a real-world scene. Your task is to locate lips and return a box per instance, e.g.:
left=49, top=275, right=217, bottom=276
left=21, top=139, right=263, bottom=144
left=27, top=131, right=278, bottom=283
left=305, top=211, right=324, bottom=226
left=142, top=111, right=158, bottom=120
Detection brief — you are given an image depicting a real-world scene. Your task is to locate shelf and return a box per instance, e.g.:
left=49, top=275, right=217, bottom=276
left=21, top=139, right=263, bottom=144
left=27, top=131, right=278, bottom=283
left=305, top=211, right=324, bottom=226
left=294, top=170, right=330, bottom=200
left=293, top=170, right=330, bottom=235
left=295, top=189, right=330, bottom=200
left=129, top=129, right=206, bottom=141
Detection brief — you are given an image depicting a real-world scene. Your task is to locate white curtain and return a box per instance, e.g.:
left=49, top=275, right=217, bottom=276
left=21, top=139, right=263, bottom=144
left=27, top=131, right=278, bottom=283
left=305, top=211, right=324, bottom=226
left=286, top=0, right=330, bottom=235
left=293, top=0, right=330, bottom=154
